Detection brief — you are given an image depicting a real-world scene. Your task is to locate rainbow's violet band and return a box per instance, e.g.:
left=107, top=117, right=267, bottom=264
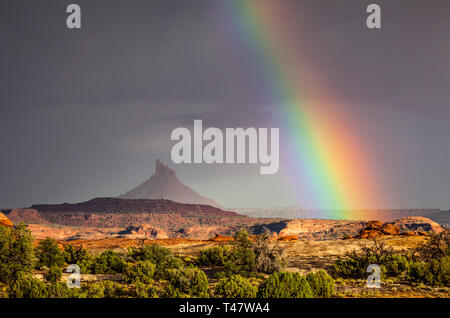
left=223, top=0, right=382, bottom=215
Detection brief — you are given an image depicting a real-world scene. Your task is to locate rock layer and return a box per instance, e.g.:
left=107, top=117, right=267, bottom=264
left=0, top=213, right=13, bottom=228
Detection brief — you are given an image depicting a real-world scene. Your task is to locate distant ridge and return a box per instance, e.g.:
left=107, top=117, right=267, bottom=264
left=118, top=160, right=221, bottom=208
left=30, top=197, right=236, bottom=216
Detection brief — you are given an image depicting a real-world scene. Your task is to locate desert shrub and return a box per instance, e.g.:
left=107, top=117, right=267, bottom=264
left=415, top=231, right=449, bottom=260
left=47, top=282, right=73, bottom=298
left=127, top=243, right=172, bottom=263
left=223, top=246, right=256, bottom=278
left=330, top=239, right=449, bottom=287
left=123, top=261, right=155, bottom=284
left=221, top=231, right=256, bottom=277
left=0, top=223, right=34, bottom=284
left=127, top=244, right=182, bottom=278
left=81, top=282, right=105, bottom=298
left=164, top=267, right=209, bottom=298
left=35, top=237, right=65, bottom=269
left=330, top=252, right=364, bottom=279
left=253, top=232, right=284, bottom=273
left=101, top=280, right=127, bottom=298
left=305, top=270, right=335, bottom=298
left=133, top=281, right=158, bottom=298
left=221, top=231, right=284, bottom=278
left=197, top=246, right=228, bottom=267
left=63, top=245, right=94, bottom=274
left=330, top=240, right=410, bottom=280
left=409, top=256, right=450, bottom=287
left=257, top=272, right=313, bottom=298
left=92, top=250, right=126, bottom=274
left=382, top=254, right=410, bottom=278
left=7, top=272, right=48, bottom=298
left=45, top=264, right=62, bottom=283
left=214, top=275, right=257, bottom=298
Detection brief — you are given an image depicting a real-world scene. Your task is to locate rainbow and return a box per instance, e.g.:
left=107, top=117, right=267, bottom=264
left=222, top=0, right=382, bottom=217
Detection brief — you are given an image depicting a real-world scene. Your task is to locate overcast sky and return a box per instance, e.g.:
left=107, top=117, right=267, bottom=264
left=1, top=0, right=449, bottom=209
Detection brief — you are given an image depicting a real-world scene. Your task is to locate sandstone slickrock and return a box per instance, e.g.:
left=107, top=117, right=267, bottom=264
left=350, top=217, right=443, bottom=239
left=277, top=235, right=298, bottom=241
left=208, top=235, right=234, bottom=242
left=0, top=213, right=13, bottom=228
left=392, top=216, right=444, bottom=234
left=381, top=223, right=400, bottom=235
left=354, top=221, right=400, bottom=239
left=118, top=159, right=221, bottom=208
left=266, top=219, right=365, bottom=240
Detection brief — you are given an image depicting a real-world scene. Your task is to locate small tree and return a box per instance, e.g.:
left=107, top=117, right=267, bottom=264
left=257, top=271, right=313, bottom=298
left=36, top=237, right=65, bottom=269
left=127, top=243, right=182, bottom=278
left=82, top=283, right=105, bottom=298
left=47, top=282, right=73, bottom=298
left=123, top=261, right=155, bottom=284
left=214, top=275, right=257, bottom=298
left=222, top=230, right=256, bottom=277
left=0, top=223, right=34, bottom=284
left=63, top=244, right=94, bottom=274
left=164, top=267, right=209, bottom=298
left=415, top=231, right=449, bottom=260
left=133, top=281, right=158, bottom=298
left=101, top=280, right=127, bottom=298
left=45, top=264, right=63, bottom=283
left=92, top=250, right=126, bottom=274
left=8, top=272, right=48, bottom=298
left=197, top=246, right=228, bottom=267
left=253, top=232, right=284, bottom=273
left=222, top=230, right=284, bottom=277
left=409, top=256, right=450, bottom=286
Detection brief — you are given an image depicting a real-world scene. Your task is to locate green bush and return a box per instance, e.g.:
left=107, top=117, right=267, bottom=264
left=330, top=239, right=449, bottom=287
left=8, top=272, right=48, bottom=298
left=409, top=256, right=449, bottom=287
left=0, top=223, right=34, bottom=284
left=223, top=245, right=256, bottom=278
left=197, top=246, right=228, bottom=267
left=257, top=272, right=313, bottom=298
left=221, top=231, right=284, bottom=278
left=45, top=264, right=62, bottom=283
left=415, top=231, right=449, bottom=260
left=92, top=250, right=126, bottom=274
left=101, top=280, right=127, bottom=298
left=63, top=245, right=94, bottom=274
left=81, top=283, right=105, bottom=298
left=306, top=270, right=335, bottom=298
left=123, top=261, right=155, bottom=284
left=164, top=267, right=209, bottom=298
left=127, top=244, right=182, bottom=278
left=214, top=275, right=257, bottom=298
left=133, top=281, right=158, bottom=298
left=330, top=242, right=410, bottom=280
left=35, top=238, right=65, bottom=269
left=47, top=282, right=73, bottom=298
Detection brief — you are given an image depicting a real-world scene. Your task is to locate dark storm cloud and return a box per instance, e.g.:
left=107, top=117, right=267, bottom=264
left=1, top=0, right=449, bottom=209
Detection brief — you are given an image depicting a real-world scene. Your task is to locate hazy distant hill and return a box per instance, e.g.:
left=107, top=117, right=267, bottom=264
left=118, top=160, right=221, bottom=208
left=236, top=207, right=450, bottom=227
